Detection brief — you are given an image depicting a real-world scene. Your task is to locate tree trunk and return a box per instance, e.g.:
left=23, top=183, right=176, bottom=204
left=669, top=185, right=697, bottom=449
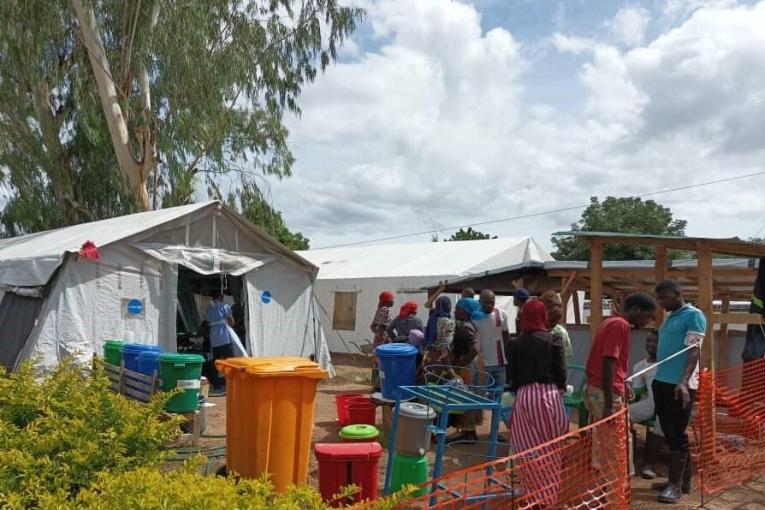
left=71, top=0, right=153, bottom=210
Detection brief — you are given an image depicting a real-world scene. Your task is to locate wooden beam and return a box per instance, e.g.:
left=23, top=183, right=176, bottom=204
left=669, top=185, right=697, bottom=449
left=425, top=283, right=446, bottom=308
left=697, top=247, right=715, bottom=370
left=712, top=312, right=764, bottom=325
left=590, top=241, right=604, bottom=336
left=655, top=246, right=667, bottom=324
left=561, top=272, right=578, bottom=296
left=573, top=290, right=582, bottom=325
left=718, top=298, right=730, bottom=369
left=561, top=287, right=572, bottom=324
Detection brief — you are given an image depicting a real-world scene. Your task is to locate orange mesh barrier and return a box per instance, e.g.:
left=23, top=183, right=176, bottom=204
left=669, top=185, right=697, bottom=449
left=397, top=408, right=630, bottom=509
left=695, top=359, right=765, bottom=496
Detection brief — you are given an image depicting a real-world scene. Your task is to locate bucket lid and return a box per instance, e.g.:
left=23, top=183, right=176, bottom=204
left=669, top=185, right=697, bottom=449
left=216, top=356, right=327, bottom=379
left=315, top=442, right=382, bottom=461
left=104, top=340, right=125, bottom=347
left=374, top=343, right=417, bottom=357
left=121, top=343, right=161, bottom=353
left=138, top=350, right=161, bottom=359
left=158, top=352, right=204, bottom=364
left=400, top=402, right=436, bottom=420
left=339, top=424, right=380, bottom=440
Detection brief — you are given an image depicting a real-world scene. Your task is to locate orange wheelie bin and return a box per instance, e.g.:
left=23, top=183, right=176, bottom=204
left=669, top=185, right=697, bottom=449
left=216, top=357, right=328, bottom=491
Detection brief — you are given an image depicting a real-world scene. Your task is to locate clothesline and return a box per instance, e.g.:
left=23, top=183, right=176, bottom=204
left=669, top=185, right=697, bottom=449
left=625, top=343, right=697, bottom=383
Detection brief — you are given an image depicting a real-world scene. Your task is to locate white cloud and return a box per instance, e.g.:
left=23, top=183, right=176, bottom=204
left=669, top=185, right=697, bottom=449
left=266, top=0, right=765, bottom=250
left=607, top=7, right=651, bottom=47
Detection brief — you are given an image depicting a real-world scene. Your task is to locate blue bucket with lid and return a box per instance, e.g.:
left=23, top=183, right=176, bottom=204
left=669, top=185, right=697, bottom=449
left=375, top=343, right=418, bottom=400
left=121, top=343, right=161, bottom=373
left=137, top=350, right=162, bottom=377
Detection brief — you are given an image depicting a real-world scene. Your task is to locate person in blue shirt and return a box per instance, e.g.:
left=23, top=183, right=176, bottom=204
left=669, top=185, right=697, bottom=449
left=652, top=279, right=707, bottom=504
left=205, top=291, right=239, bottom=396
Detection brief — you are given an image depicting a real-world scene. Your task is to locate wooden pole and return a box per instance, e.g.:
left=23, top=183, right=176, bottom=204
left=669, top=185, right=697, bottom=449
left=697, top=246, right=715, bottom=371
left=718, top=298, right=730, bottom=369
left=655, top=246, right=667, bottom=326
left=573, top=290, right=582, bottom=325
left=590, top=241, right=604, bottom=337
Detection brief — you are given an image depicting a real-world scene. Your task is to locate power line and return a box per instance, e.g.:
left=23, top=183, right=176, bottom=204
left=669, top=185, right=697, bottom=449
left=314, top=170, right=765, bottom=250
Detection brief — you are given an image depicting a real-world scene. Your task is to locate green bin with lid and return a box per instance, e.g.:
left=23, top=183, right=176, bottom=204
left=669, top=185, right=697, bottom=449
left=340, top=424, right=380, bottom=443
left=103, top=340, right=125, bottom=366
left=390, top=453, right=428, bottom=496
left=158, top=352, right=205, bottom=413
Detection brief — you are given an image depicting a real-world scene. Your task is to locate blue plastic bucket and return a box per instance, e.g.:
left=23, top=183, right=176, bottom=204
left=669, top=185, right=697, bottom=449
left=137, top=350, right=162, bottom=377
left=374, top=343, right=418, bottom=400
left=121, top=343, right=161, bottom=373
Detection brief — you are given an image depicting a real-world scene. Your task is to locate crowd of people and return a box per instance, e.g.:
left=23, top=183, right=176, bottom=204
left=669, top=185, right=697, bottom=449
left=371, top=278, right=705, bottom=506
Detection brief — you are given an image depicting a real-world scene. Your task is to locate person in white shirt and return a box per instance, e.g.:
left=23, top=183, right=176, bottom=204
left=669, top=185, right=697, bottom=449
left=629, top=330, right=663, bottom=479
left=475, top=289, right=511, bottom=395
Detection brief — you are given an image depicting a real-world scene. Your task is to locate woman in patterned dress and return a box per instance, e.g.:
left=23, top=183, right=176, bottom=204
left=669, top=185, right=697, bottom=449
left=370, top=291, right=394, bottom=390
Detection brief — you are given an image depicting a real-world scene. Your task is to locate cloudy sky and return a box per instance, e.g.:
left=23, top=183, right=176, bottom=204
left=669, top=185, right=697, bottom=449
left=266, top=0, right=765, bottom=252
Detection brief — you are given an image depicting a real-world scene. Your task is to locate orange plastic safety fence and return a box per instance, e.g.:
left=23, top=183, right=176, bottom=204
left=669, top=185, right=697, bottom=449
left=397, top=408, right=630, bottom=510
left=695, top=359, right=765, bottom=496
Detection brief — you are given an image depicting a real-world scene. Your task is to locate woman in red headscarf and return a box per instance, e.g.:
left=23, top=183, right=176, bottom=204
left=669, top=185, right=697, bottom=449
left=508, top=299, right=568, bottom=508
left=386, top=300, right=423, bottom=343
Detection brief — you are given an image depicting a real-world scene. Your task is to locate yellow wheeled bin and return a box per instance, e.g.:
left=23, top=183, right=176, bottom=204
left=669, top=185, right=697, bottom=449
left=216, top=357, right=327, bottom=491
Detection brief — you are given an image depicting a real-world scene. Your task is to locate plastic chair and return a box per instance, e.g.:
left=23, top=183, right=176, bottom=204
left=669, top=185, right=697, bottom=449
left=563, top=363, right=589, bottom=427
left=630, top=386, right=656, bottom=430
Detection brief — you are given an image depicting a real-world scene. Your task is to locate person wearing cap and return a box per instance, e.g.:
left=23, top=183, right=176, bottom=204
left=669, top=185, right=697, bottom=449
left=513, top=288, right=530, bottom=336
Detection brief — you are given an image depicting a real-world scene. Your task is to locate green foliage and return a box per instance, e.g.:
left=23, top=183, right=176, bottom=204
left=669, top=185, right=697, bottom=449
left=447, top=227, right=497, bottom=241
left=551, top=196, right=689, bottom=261
left=38, top=459, right=411, bottom=510
left=0, top=0, right=363, bottom=235
left=0, top=360, right=181, bottom=508
left=0, top=360, right=409, bottom=509
left=230, top=184, right=310, bottom=250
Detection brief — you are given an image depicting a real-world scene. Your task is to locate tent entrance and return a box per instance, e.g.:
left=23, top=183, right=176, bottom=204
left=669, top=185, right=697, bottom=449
left=0, top=291, right=43, bottom=371
left=176, top=267, right=247, bottom=362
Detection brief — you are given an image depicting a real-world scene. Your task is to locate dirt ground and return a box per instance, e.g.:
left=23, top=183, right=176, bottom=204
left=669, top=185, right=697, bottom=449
left=202, top=354, right=765, bottom=509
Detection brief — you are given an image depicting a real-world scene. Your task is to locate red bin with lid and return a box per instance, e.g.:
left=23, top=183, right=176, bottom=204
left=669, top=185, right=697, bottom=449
left=314, top=442, right=383, bottom=506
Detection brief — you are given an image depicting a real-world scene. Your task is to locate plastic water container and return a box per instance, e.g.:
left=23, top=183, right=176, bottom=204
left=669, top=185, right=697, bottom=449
left=137, top=350, right=161, bottom=377
left=158, top=352, right=204, bottom=413
left=103, top=340, right=124, bottom=365
left=374, top=343, right=418, bottom=400
left=389, top=453, right=428, bottom=496
left=315, top=442, right=383, bottom=506
left=121, top=343, right=160, bottom=372
left=395, top=402, right=436, bottom=456
left=335, top=393, right=364, bottom=425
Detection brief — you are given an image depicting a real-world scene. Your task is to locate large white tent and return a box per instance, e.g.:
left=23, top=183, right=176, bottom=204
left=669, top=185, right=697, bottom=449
left=299, top=238, right=552, bottom=353
left=0, top=201, right=331, bottom=372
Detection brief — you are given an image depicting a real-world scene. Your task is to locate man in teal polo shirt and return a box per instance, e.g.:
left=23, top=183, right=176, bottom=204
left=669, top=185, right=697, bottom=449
left=652, top=279, right=706, bottom=504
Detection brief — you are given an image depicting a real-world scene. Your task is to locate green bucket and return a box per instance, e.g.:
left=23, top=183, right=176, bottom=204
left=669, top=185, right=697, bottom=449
left=339, top=424, right=380, bottom=442
left=158, top=353, right=205, bottom=413
left=390, top=453, right=428, bottom=496
left=103, top=340, right=125, bottom=366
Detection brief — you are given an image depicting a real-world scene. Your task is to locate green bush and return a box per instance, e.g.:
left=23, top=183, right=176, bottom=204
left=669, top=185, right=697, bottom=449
left=0, top=360, right=181, bottom=507
left=0, top=361, right=410, bottom=509
left=37, top=459, right=410, bottom=510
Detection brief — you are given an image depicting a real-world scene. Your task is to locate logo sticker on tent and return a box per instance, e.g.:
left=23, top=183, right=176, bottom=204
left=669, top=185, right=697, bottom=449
left=261, top=291, right=272, bottom=304
left=125, top=298, right=145, bottom=317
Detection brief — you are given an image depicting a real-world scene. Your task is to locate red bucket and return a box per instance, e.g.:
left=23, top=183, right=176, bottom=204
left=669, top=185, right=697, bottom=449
left=335, top=393, right=364, bottom=425
left=346, top=402, right=376, bottom=426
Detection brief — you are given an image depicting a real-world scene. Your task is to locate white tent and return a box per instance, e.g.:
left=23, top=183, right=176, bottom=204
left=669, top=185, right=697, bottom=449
left=299, top=238, right=552, bottom=353
left=0, top=201, right=331, bottom=372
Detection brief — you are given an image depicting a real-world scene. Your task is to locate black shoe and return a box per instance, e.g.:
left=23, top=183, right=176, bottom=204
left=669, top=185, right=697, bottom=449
left=658, top=452, right=687, bottom=504
left=651, top=457, right=692, bottom=494
left=640, top=432, right=663, bottom=480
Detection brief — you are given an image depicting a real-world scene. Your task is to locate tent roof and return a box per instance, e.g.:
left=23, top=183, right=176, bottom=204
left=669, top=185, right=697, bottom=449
left=0, top=202, right=210, bottom=261
left=0, top=201, right=316, bottom=287
left=299, top=238, right=552, bottom=280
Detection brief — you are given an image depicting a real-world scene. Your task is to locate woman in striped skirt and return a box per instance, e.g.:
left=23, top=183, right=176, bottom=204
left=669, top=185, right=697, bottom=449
left=508, top=299, right=568, bottom=508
